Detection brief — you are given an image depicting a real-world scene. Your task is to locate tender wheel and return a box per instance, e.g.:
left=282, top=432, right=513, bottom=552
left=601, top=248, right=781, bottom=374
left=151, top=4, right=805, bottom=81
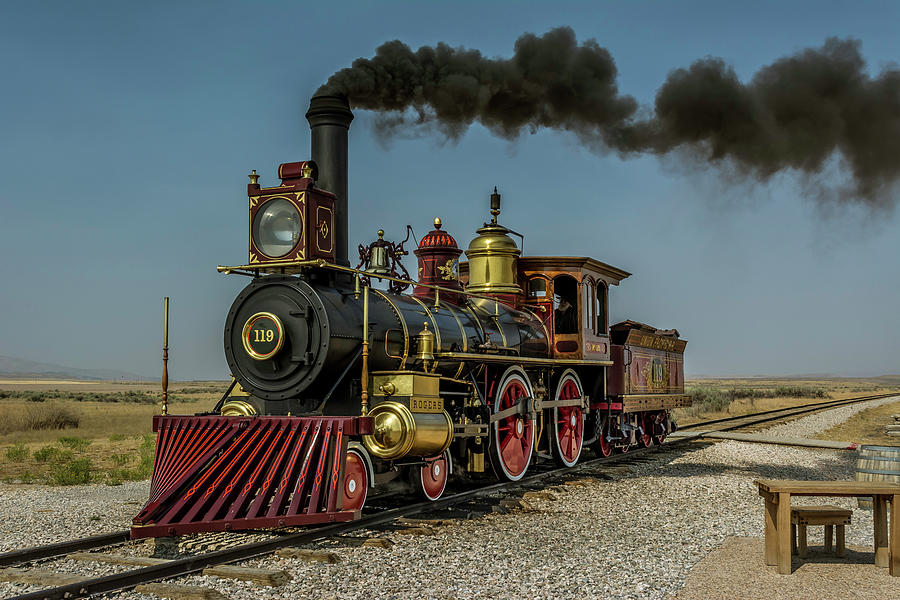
left=342, top=448, right=369, bottom=512
left=654, top=411, right=668, bottom=445
left=593, top=417, right=613, bottom=457
left=552, top=369, right=584, bottom=467
left=614, top=415, right=632, bottom=454
left=490, top=367, right=535, bottom=481
left=639, top=413, right=654, bottom=448
left=412, top=450, right=450, bottom=501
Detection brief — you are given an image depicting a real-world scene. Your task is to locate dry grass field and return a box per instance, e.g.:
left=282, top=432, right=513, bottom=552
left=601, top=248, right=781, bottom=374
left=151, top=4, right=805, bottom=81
left=816, top=398, right=900, bottom=446
left=674, top=375, right=900, bottom=426
left=0, top=379, right=228, bottom=485
left=1, top=376, right=897, bottom=485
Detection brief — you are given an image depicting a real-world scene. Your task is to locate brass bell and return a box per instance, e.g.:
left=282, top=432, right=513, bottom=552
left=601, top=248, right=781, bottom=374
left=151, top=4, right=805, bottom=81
left=368, top=229, right=391, bottom=275
left=416, top=321, right=435, bottom=362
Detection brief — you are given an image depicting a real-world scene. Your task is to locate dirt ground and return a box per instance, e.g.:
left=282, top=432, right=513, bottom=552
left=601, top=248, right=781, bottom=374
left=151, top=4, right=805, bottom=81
left=671, top=536, right=896, bottom=600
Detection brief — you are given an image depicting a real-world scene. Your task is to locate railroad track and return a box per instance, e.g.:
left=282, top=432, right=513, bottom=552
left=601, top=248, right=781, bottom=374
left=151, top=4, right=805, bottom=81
left=2, top=391, right=895, bottom=600
left=677, top=391, right=897, bottom=434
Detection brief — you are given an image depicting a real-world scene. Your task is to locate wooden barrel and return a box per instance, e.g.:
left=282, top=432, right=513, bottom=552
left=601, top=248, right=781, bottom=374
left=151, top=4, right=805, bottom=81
left=856, top=445, right=900, bottom=509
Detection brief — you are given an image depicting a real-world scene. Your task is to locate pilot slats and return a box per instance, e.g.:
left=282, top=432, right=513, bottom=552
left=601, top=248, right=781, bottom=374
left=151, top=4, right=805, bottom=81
left=131, top=415, right=367, bottom=539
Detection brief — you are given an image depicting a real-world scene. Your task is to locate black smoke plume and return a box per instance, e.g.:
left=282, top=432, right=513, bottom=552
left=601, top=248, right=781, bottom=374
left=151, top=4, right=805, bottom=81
left=319, top=28, right=900, bottom=209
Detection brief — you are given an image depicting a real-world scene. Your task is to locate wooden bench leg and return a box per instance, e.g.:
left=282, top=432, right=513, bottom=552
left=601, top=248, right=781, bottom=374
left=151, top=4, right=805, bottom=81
left=791, top=524, right=797, bottom=555
left=765, top=498, right=778, bottom=566
left=874, top=495, right=889, bottom=568
left=836, top=525, right=845, bottom=557
left=825, top=524, right=833, bottom=553
left=778, top=492, right=792, bottom=574
left=798, top=523, right=808, bottom=558
left=891, top=493, right=899, bottom=576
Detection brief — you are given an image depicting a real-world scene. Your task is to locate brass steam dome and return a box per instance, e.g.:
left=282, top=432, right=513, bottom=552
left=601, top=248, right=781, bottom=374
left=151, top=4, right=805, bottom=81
left=464, top=188, right=521, bottom=295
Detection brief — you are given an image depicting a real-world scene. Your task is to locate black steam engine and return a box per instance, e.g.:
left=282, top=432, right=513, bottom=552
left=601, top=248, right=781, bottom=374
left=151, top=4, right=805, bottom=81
left=131, top=95, right=690, bottom=539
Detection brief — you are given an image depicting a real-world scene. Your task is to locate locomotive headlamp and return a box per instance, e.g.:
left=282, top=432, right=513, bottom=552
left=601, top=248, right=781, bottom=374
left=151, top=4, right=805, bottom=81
left=252, top=198, right=302, bottom=258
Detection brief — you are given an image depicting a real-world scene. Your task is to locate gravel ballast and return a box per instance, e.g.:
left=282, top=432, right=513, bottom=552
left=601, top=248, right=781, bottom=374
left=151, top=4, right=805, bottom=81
left=1, top=396, right=896, bottom=599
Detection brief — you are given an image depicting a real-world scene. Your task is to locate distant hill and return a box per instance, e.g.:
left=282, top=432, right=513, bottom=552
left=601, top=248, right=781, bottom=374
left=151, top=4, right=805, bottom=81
left=0, top=355, right=149, bottom=381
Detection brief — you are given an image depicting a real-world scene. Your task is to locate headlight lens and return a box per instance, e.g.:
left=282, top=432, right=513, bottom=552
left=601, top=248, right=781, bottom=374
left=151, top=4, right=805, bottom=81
left=253, top=198, right=302, bottom=258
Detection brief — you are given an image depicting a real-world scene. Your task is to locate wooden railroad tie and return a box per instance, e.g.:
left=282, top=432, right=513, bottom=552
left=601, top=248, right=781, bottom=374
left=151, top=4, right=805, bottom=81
left=201, top=565, right=290, bottom=587
left=275, top=548, right=342, bottom=563
left=326, top=535, right=395, bottom=549
left=0, top=567, right=84, bottom=586
left=400, top=517, right=457, bottom=528
left=498, top=498, right=535, bottom=512
left=134, top=583, right=227, bottom=600
left=564, top=477, right=601, bottom=487
left=790, top=505, right=851, bottom=558
left=396, top=526, right=436, bottom=536
left=522, top=491, right=557, bottom=501
left=67, top=552, right=169, bottom=567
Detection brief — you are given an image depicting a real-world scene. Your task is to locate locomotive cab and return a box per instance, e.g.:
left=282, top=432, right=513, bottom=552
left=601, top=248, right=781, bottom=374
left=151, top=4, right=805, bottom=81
left=517, top=257, right=629, bottom=361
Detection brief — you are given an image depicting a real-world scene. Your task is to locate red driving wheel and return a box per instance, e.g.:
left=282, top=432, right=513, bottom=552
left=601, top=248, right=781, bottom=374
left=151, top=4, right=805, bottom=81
left=491, top=367, right=535, bottom=481
left=342, top=448, right=369, bottom=512
left=552, top=370, right=584, bottom=467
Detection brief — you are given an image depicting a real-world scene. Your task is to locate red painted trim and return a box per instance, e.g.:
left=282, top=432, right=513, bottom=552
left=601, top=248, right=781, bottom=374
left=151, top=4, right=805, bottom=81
left=130, top=510, right=359, bottom=539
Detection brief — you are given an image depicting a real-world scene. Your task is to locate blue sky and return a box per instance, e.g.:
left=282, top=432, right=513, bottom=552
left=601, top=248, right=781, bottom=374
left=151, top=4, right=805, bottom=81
left=1, top=1, right=898, bottom=379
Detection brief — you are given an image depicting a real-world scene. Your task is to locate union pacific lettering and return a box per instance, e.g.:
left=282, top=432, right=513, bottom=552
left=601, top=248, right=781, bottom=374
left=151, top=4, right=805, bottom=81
left=631, top=333, right=684, bottom=353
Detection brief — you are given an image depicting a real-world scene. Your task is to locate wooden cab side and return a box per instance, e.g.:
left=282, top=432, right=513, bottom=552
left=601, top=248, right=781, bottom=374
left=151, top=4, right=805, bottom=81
left=517, top=257, right=630, bottom=361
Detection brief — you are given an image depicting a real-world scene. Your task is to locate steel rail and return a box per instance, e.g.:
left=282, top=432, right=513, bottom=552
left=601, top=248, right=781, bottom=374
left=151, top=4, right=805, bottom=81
left=682, top=392, right=897, bottom=432
left=0, top=531, right=131, bottom=568
left=7, top=391, right=896, bottom=598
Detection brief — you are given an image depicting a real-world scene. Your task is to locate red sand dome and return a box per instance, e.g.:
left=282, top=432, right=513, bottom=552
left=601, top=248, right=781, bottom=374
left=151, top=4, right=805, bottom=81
left=414, top=218, right=463, bottom=303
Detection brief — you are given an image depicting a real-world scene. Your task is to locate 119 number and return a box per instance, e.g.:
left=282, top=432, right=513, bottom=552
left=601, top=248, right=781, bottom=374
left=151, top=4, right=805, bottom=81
left=253, top=329, right=275, bottom=343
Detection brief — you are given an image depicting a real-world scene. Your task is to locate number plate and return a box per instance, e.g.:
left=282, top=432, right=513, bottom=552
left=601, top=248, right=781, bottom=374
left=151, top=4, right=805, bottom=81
left=241, top=312, right=285, bottom=360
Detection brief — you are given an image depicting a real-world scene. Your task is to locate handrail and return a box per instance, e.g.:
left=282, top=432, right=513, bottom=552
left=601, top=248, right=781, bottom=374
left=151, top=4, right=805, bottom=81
left=217, top=258, right=513, bottom=306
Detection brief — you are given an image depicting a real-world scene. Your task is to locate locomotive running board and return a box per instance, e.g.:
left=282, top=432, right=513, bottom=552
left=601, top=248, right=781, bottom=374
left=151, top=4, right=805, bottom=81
left=131, top=414, right=372, bottom=539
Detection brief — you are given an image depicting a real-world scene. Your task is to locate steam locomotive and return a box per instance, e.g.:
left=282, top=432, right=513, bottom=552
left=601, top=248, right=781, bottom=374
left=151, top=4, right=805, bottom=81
left=130, top=95, right=690, bottom=539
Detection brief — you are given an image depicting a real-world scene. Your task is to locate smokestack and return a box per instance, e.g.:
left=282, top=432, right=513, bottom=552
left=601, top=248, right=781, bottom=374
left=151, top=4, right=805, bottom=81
left=306, top=94, right=354, bottom=266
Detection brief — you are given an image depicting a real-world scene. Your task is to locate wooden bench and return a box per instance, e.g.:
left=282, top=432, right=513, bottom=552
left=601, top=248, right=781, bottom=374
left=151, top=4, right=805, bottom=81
left=790, top=505, right=851, bottom=558
left=755, top=479, right=899, bottom=575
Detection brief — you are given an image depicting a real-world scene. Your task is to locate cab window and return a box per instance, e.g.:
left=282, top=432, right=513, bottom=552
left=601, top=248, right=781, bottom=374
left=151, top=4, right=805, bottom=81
left=527, top=277, right=547, bottom=298
left=596, top=282, right=608, bottom=334
left=583, top=279, right=595, bottom=333
left=553, top=275, right=578, bottom=334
